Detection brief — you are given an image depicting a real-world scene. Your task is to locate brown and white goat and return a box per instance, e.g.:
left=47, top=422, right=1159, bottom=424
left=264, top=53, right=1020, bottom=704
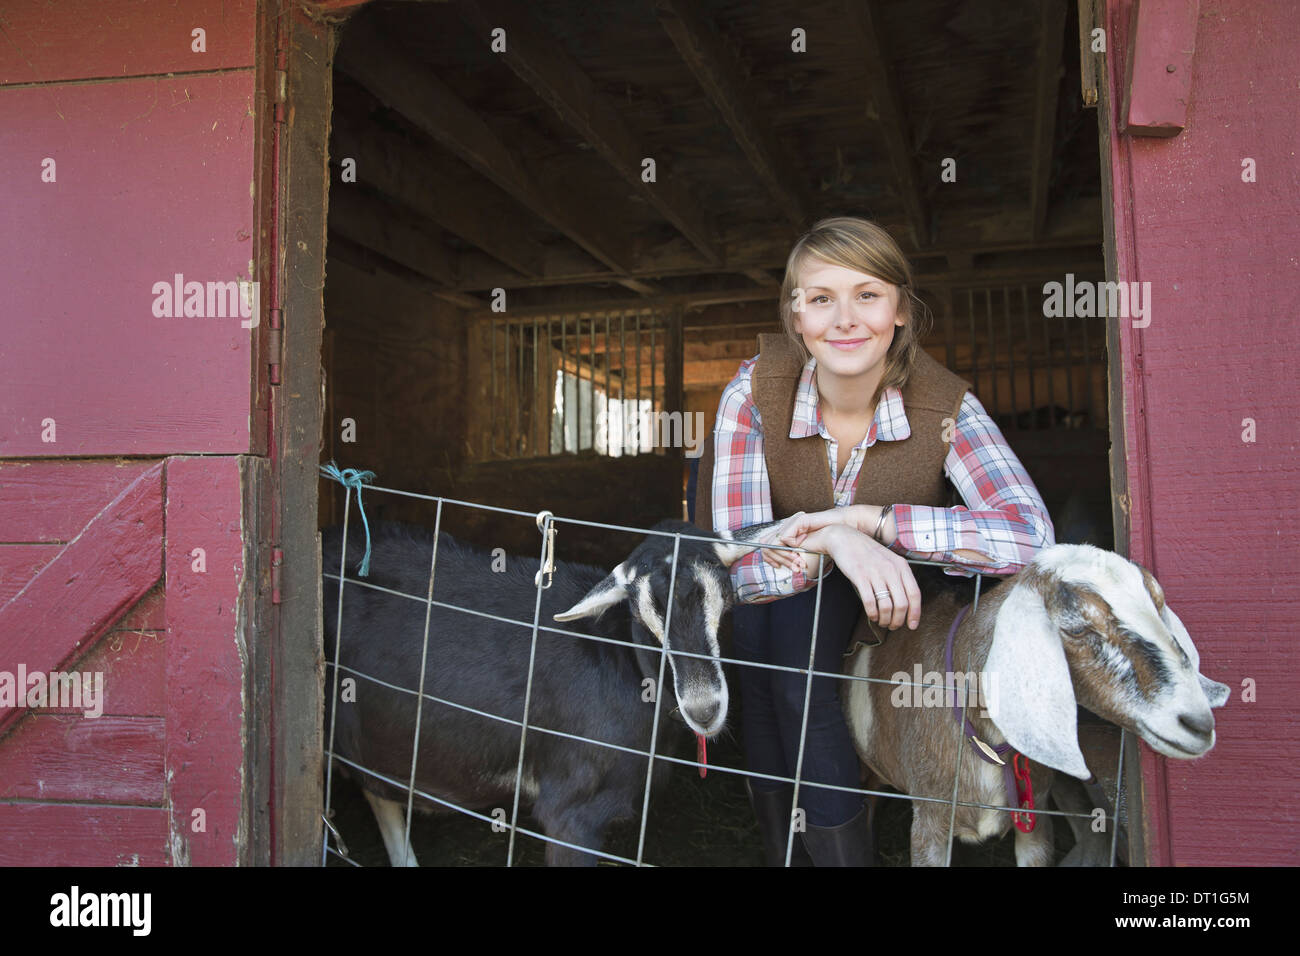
left=843, top=544, right=1230, bottom=866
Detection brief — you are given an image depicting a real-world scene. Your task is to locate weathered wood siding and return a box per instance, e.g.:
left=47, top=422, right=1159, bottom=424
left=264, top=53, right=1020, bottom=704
left=0, top=0, right=260, bottom=865
left=1102, top=0, right=1299, bottom=864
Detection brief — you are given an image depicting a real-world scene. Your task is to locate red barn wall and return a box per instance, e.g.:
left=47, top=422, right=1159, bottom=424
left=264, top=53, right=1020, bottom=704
left=0, top=0, right=260, bottom=865
left=1104, top=0, right=1299, bottom=864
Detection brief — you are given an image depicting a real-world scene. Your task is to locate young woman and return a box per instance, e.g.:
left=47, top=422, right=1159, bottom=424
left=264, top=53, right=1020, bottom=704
left=693, top=217, right=1055, bottom=866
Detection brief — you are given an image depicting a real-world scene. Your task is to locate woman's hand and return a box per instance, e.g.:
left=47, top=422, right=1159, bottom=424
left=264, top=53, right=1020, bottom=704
left=760, top=507, right=861, bottom=572
left=787, top=525, right=921, bottom=631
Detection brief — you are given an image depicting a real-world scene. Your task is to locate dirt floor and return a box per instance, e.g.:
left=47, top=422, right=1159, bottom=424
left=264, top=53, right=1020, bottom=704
left=324, top=704, right=1088, bottom=867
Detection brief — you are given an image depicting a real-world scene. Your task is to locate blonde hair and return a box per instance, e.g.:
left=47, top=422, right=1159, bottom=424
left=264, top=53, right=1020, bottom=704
left=778, top=217, right=933, bottom=402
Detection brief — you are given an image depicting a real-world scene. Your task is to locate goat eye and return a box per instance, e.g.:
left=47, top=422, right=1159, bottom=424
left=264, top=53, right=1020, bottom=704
left=1061, top=623, right=1091, bottom=639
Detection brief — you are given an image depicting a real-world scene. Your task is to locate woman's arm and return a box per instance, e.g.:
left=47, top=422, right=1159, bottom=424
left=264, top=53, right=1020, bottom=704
left=710, top=359, right=833, bottom=603
left=889, top=391, right=1055, bottom=574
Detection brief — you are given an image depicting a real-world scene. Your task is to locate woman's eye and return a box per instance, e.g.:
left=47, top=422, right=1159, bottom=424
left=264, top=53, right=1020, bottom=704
left=860, top=292, right=876, bottom=300
left=812, top=295, right=830, bottom=304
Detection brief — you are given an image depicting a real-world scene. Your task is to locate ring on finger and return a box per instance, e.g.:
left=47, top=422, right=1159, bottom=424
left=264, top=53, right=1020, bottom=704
left=873, top=588, right=892, bottom=603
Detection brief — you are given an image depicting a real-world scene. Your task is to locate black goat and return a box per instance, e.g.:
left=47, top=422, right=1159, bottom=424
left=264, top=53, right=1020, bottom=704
left=322, top=518, right=776, bottom=866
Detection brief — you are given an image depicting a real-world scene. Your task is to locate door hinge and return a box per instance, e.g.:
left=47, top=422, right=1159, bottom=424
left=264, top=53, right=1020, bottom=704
left=268, top=307, right=283, bottom=385
left=273, top=69, right=288, bottom=125
left=271, top=547, right=284, bottom=605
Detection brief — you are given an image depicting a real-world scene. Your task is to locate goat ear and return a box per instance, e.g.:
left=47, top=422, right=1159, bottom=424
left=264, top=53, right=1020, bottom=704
left=1162, top=603, right=1230, bottom=709
left=984, top=581, right=1092, bottom=779
left=711, top=517, right=793, bottom=567
left=553, top=572, right=627, bottom=622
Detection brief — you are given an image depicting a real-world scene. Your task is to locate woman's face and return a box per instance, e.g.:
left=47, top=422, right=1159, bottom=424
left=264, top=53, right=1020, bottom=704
left=792, top=259, right=906, bottom=383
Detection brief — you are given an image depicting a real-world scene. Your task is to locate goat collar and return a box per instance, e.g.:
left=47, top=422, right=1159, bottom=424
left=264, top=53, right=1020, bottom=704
left=944, top=602, right=1033, bottom=830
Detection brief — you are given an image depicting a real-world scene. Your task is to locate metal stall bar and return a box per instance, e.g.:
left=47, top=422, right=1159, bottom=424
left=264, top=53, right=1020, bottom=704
left=1005, top=287, right=1017, bottom=421
left=506, top=511, right=556, bottom=865
left=490, top=320, right=498, bottom=456
left=605, top=314, right=612, bottom=454
left=784, top=554, right=827, bottom=867
left=620, top=314, right=628, bottom=453
left=967, top=289, right=978, bottom=396
left=533, top=319, right=540, bottom=456
left=1043, top=293, right=1056, bottom=427
left=634, top=533, right=683, bottom=865
left=399, top=497, right=444, bottom=867
left=321, top=487, right=353, bottom=865
left=1022, top=286, right=1036, bottom=427
left=985, top=289, right=998, bottom=419
left=635, top=313, right=642, bottom=452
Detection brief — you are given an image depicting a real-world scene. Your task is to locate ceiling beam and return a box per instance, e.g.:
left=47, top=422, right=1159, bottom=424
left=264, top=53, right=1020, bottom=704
left=327, top=185, right=457, bottom=287
left=328, top=236, right=486, bottom=311
left=331, top=85, right=548, bottom=278
left=456, top=0, right=723, bottom=266
left=654, top=0, right=813, bottom=231
left=847, top=0, right=930, bottom=249
left=1030, top=0, right=1068, bottom=241
left=335, top=14, right=645, bottom=285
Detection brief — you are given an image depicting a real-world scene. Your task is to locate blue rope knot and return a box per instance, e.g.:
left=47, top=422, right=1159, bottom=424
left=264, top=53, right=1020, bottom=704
left=319, top=462, right=377, bottom=577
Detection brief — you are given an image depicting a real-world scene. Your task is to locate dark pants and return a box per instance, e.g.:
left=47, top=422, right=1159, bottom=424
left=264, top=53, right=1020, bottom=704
left=731, top=568, right=866, bottom=828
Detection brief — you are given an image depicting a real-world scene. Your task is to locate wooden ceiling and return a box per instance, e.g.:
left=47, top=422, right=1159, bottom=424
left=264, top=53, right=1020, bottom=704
left=327, top=0, right=1102, bottom=313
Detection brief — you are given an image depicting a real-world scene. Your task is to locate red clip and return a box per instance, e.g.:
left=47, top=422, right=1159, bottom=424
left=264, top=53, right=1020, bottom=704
left=1012, top=753, right=1035, bottom=833
left=696, top=733, right=708, bottom=779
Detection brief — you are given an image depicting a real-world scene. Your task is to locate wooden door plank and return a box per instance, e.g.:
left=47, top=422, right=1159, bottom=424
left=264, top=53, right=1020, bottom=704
left=0, top=463, right=164, bottom=738
left=0, top=715, right=165, bottom=804
left=0, top=74, right=256, bottom=457
left=0, top=461, right=152, bottom=542
left=163, top=457, right=248, bottom=866
left=0, top=545, right=60, bottom=604
left=0, top=805, right=168, bottom=867
left=0, top=0, right=255, bottom=85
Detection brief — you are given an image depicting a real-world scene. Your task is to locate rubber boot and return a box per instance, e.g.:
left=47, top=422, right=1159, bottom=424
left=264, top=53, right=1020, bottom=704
left=746, top=780, right=813, bottom=867
left=799, top=802, right=875, bottom=867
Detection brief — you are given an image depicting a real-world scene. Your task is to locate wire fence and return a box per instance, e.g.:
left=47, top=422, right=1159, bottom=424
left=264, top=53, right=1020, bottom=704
left=319, top=478, right=1129, bottom=867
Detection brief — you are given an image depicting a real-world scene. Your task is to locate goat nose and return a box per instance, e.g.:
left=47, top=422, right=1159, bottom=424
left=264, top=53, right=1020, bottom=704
left=1178, top=712, right=1214, bottom=739
left=685, top=699, right=721, bottom=730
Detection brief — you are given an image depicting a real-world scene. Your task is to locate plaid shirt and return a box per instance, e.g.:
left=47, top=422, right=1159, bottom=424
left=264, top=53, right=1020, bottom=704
left=711, top=354, right=1056, bottom=603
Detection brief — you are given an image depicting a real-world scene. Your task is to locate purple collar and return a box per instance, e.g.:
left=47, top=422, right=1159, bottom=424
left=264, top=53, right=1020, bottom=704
left=943, top=602, right=1021, bottom=816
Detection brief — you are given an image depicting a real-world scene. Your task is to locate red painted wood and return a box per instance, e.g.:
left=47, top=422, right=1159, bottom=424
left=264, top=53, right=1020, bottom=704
left=0, top=804, right=169, bottom=867
left=110, top=587, right=167, bottom=634
left=0, top=461, right=152, bottom=542
left=1104, top=0, right=1300, bottom=864
left=0, top=0, right=256, bottom=85
left=51, top=596, right=167, bottom=717
left=0, top=73, right=256, bottom=457
left=0, top=715, right=165, bottom=804
left=164, top=457, right=247, bottom=866
left=0, top=463, right=163, bottom=738
left=1120, top=0, right=1199, bottom=136
left=0, top=545, right=59, bottom=604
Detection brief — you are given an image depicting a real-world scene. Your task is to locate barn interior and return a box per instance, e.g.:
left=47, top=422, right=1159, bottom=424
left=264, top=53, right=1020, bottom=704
left=317, top=0, right=1118, bottom=866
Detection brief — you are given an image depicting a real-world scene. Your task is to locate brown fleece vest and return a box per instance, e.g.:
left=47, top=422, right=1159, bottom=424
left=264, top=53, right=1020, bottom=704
left=693, top=333, right=972, bottom=533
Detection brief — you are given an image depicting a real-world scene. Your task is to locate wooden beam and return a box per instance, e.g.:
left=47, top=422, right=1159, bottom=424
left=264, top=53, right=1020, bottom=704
left=654, top=0, right=812, bottom=230
left=847, top=0, right=930, bottom=249
left=456, top=0, right=722, bottom=265
left=328, top=184, right=457, bottom=286
left=336, top=14, right=641, bottom=277
left=328, top=236, right=486, bottom=311
left=330, top=88, right=549, bottom=278
left=1077, top=0, right=1101, bottom=107
left=1030, top=0, right=1068, bottom=240
left=0, top=463, right=163, bottom=739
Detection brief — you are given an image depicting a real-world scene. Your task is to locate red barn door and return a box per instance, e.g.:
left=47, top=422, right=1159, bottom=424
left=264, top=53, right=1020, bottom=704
left=0, top=0, right=263, bottom=865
